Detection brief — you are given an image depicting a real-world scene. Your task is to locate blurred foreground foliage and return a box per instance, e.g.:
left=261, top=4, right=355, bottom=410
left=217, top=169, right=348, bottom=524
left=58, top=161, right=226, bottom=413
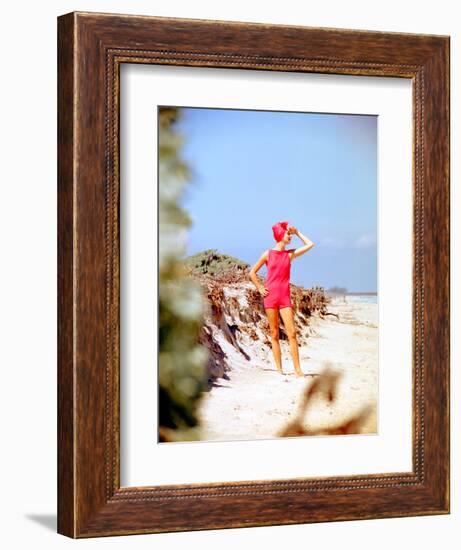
left=278, top=361, right=374, bottom=437
left=158, top=107, right=209, bottom=442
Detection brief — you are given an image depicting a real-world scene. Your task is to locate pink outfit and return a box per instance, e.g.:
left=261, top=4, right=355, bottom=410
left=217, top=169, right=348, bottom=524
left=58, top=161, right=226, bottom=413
left=263, top=248, right=294, bottom=309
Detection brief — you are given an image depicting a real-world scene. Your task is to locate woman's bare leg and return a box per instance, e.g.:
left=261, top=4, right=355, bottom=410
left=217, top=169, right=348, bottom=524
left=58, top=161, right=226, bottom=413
left=265, top=308, right=283, bottom=374
left=279, top=307, right=303, bottom=377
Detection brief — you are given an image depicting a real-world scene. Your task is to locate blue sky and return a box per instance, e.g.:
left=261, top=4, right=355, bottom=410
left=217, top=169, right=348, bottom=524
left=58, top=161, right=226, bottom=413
left=172, top=107, right=377, bottom=293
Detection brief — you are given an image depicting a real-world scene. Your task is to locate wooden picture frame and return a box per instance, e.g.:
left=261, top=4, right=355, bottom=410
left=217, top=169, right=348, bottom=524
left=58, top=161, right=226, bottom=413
left=57, top=11, right=450, bottom=538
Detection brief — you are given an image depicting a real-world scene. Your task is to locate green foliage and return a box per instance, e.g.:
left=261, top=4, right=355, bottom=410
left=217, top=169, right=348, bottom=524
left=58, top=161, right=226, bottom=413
left=183, top=248, right=250, bottom=275
left=158, top=107, right=210, bottom=441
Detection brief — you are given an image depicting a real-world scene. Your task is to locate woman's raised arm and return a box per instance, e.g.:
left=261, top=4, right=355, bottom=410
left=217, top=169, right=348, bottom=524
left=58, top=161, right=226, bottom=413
left=289, top=227, right=315, bottom=260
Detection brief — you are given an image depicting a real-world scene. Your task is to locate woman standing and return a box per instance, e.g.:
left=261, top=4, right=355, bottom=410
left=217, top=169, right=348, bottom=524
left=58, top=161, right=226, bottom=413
left=249, top=222, right=315, bottom=377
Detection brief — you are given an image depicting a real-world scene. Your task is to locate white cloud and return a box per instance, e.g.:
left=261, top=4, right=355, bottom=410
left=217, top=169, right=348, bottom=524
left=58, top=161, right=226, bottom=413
left=354, top=233, right=377, bottom=248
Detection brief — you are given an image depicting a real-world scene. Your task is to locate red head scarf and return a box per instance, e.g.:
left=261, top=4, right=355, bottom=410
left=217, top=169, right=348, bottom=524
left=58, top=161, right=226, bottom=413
left=272, top=221, right=289, bottom=242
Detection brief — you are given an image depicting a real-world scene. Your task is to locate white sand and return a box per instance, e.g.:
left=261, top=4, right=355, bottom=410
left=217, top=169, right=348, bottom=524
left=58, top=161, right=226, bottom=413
left=197, top=295, right=378, bottom=441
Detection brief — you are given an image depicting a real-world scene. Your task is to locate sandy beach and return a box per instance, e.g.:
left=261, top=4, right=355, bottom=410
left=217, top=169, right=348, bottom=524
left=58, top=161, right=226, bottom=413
left=197, top=294, right=378, bottom=441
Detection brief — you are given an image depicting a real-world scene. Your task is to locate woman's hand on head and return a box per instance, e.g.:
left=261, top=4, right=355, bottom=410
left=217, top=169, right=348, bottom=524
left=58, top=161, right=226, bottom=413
left=258, top=285, right=268, bottom=297
left=288, top=225, right=298, bottom=236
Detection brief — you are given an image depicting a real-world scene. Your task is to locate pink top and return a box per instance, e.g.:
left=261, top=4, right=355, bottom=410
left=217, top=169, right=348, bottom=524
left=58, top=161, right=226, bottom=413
left=263, top=248, right=294, bottom=309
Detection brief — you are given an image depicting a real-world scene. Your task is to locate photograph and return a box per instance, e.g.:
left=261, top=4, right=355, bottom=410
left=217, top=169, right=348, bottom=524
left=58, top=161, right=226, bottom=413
left=158, top=105, right=378, bottom=443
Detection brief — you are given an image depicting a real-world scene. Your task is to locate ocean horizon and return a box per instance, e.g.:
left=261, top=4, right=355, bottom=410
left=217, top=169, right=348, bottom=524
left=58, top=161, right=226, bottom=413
left=344, top=294, right=378, bottom=304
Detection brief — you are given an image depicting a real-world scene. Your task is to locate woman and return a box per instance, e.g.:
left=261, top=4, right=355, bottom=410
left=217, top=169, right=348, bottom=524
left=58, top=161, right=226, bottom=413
left=249, top=221, right=315, bottom=377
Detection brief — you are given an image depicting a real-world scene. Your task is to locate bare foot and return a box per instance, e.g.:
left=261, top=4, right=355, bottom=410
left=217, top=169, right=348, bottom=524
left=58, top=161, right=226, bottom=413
left=294, top=370, right=304, bottom=378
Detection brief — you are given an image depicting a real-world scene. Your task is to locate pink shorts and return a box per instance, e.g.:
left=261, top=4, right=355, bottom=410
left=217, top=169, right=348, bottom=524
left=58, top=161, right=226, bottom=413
left=264, top=292, right=292, bottom=310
